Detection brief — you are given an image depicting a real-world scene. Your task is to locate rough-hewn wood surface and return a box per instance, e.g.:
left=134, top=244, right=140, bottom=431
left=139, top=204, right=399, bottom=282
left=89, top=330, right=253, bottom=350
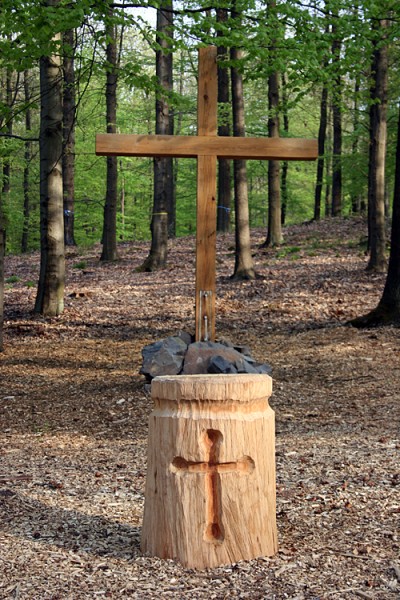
left=1, top=217, right=399, bottom=598
left=141, top=374, right=277, bottom=568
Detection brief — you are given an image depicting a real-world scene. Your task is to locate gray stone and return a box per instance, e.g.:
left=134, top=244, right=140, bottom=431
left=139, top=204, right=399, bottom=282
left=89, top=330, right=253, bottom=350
left=234, top=345, right=254, bottom=358
left=176, top=330, right=194, bottom=346
left=140, top=335, right=272, bottom=380
left=182, top=342, right=242, bottom=374
left=208, top=355, right=238, bottom=374
left=140, top=336, right=188, bottom=381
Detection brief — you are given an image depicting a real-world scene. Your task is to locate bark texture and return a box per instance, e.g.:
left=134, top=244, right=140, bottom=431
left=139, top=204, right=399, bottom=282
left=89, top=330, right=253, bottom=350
left=140, top=0, right=174, bottom=271
left=35, top=21, right=65, bottom=316
left=0, top=228, right=4, bottom=351
left=101, top=11, right=119, bottom=262
left=331, top=22, right=342, bottom=217
left=366, top=19, right=388, bottom=273
left=230, top=46, right=255, bottom=280
left=266, top=67, right=282, bottom=245
left=314, top=82, right=328, bottom=221
left=22, top=70, right=31, bottom=253
left=350, top=103, right=400, bottom=327
left=216, top=8, right=231, bottom=233
left=63, top=29, right=76, bottom=247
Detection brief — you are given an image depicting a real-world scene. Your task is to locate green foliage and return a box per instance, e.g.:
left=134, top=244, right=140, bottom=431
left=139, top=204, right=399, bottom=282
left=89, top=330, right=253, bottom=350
left=1, top=0, right=399, bottom=258
left=73, top=260, right=87, bottom=269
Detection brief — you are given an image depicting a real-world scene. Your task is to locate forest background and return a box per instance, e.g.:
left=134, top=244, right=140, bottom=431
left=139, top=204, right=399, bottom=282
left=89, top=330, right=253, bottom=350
left=0, top=0, right=399, bottom=331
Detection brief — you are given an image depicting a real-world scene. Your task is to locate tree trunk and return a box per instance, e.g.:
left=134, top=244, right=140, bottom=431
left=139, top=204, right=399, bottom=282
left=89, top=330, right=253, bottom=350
left=351, top=76, right=362, bottom=214
left=331, top=21, right=342, bottom=217
left=101, top=8, right=119, bottom=262
left=2, top=67, right=12, bottom=214
left=281, top=73, right=289, bottom=226
left=63, top=28, right=76, bottom=247
left=34, top=14, right=65, bottom=316
left=366, top=19, right=388, bottom=273
left=140, top=0, right=174, bottom=271
left=350, top=103, right=400, bottom=327
left=266, top=68, right=282, bottom=246
left=216, top=7, right=231, bottom=233
left=22, top=70, right=31, bottom=253
left=0, top=228, right=4, bottom=352
left=314, top=84, right=328, bottom=221
left=261, top=0, right=282, bottom=247
left=230, top=45, right=255, bottom=281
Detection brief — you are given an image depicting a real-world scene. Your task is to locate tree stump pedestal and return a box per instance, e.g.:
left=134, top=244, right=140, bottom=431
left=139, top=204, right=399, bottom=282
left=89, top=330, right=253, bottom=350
left=141, top=374, right=277, bottom=569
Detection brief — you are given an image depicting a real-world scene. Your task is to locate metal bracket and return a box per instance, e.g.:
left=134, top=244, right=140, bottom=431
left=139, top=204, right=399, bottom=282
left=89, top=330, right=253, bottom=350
left=198, top=290, right=213, bottom=342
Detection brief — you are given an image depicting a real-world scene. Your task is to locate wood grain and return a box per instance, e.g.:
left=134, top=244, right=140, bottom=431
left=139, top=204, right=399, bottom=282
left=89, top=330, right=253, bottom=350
left=96, top=133, right=318, bottom=161
left=141, top=374, right=277, bottom=569
left=195, top=47, right=218, bottom=341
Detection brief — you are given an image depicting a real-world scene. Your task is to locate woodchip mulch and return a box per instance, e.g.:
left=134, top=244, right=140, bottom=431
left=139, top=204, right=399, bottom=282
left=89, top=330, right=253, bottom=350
left=1, top=217, right=399, bottom=599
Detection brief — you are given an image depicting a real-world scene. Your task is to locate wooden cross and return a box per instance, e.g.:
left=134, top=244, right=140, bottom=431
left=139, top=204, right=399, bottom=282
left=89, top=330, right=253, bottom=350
left=96, top=46, right=318, bottom=341
left=171, top=428, right=255, bottom=544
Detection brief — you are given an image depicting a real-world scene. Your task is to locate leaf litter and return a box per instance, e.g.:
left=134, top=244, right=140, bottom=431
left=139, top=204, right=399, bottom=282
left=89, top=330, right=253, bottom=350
left=0, top=216, right=399, bottom=599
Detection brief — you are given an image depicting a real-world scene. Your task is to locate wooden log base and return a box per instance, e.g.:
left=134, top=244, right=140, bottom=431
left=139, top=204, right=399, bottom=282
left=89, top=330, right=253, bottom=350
left=141, top=374, right=278, bottom=569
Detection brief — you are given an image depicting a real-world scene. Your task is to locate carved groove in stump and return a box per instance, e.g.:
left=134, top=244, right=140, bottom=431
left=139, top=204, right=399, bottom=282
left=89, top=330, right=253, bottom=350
left=171, top=429, right=255, bottom=544
left=141, top=374, right=277, bottom=569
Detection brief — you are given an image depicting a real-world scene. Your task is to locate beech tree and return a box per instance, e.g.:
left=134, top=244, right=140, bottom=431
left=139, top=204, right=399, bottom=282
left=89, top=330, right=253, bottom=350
left=366, top=16, right=389, bottom=273
left=22, top=70, right=32, bottom=253
left=140, top=0, right=174, bottom=271
left=216, top=7, right=231, bottom=233
left=0, top=228, right=4, bottom=351
left=63, top=28, right=77, bottom=247
left=263, top=0, right=282, bottom=247
left=34, top=0, right=65, bottom=316
left=350, top=103, right=400, bottom=327
left=330, top=11, right=342, bottom=217
left=101, top=5, right=119, bottom=262
left=230, top=40, right=255, bottom=281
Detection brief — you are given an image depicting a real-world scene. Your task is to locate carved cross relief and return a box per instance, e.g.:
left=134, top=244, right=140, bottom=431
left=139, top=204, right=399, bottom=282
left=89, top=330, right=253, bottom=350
left=171, top=429, right=255, bottom=544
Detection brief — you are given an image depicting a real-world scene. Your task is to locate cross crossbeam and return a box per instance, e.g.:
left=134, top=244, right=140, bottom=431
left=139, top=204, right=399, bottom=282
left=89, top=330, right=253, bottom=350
left=96, top=134, right=318, bottom=161
left=96, top=46, right=318, bottom=341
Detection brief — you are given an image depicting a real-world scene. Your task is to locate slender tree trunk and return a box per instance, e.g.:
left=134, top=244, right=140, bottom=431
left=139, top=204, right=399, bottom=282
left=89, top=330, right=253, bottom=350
left=0, top=228, right=4, bottom=351
left=314, top=16, right=330, bottom=221
left=22, top=70, right=31, bottom=253
left=367, top=18, right=388, bottom=273
left=35, top=11, right=65, bottom=316
left=325, top=159, right=331, bottom=216
left=351, top=76, right=362, bottom=213
left=261, top=0, right=282, bottom=247
left=140, top=0, right=174, bottom=271
left=281, top=73, right=289, bottom=226
left=266, top=74, right=282, bottom=245
left=216, top=7, right=231, bottom=233
left=331, top=21, right=342, bottom=217
left=101, top=7, right=119, bottom=262
left=350, top=103, right=400, bottom=326
left=314, top=84, right=328, bottom=221
left=63, top=28, right=76, bottom=246
left=2, top=68, right=12, bottom=210
left=230, top=45, right=255, bottom=280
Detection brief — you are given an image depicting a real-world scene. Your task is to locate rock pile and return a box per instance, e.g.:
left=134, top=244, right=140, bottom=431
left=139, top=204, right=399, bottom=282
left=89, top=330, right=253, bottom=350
left=140, top=332, right=272, bottom=381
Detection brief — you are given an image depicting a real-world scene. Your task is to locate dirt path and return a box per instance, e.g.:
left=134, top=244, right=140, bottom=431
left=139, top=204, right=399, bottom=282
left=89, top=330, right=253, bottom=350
left=1, top=218, right=399, bottom=599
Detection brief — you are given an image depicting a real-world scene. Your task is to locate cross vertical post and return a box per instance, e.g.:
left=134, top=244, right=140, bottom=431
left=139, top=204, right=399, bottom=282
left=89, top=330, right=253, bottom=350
left=196, top=47, right=218, bottom=342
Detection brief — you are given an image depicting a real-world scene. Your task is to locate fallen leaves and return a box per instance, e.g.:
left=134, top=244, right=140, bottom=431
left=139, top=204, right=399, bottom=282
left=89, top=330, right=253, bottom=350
left=1, top=217, right=399, bottom=598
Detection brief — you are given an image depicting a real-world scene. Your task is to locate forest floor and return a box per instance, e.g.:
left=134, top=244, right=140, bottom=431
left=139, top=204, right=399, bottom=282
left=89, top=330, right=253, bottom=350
left=0, top=216, right=399, bottom=600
